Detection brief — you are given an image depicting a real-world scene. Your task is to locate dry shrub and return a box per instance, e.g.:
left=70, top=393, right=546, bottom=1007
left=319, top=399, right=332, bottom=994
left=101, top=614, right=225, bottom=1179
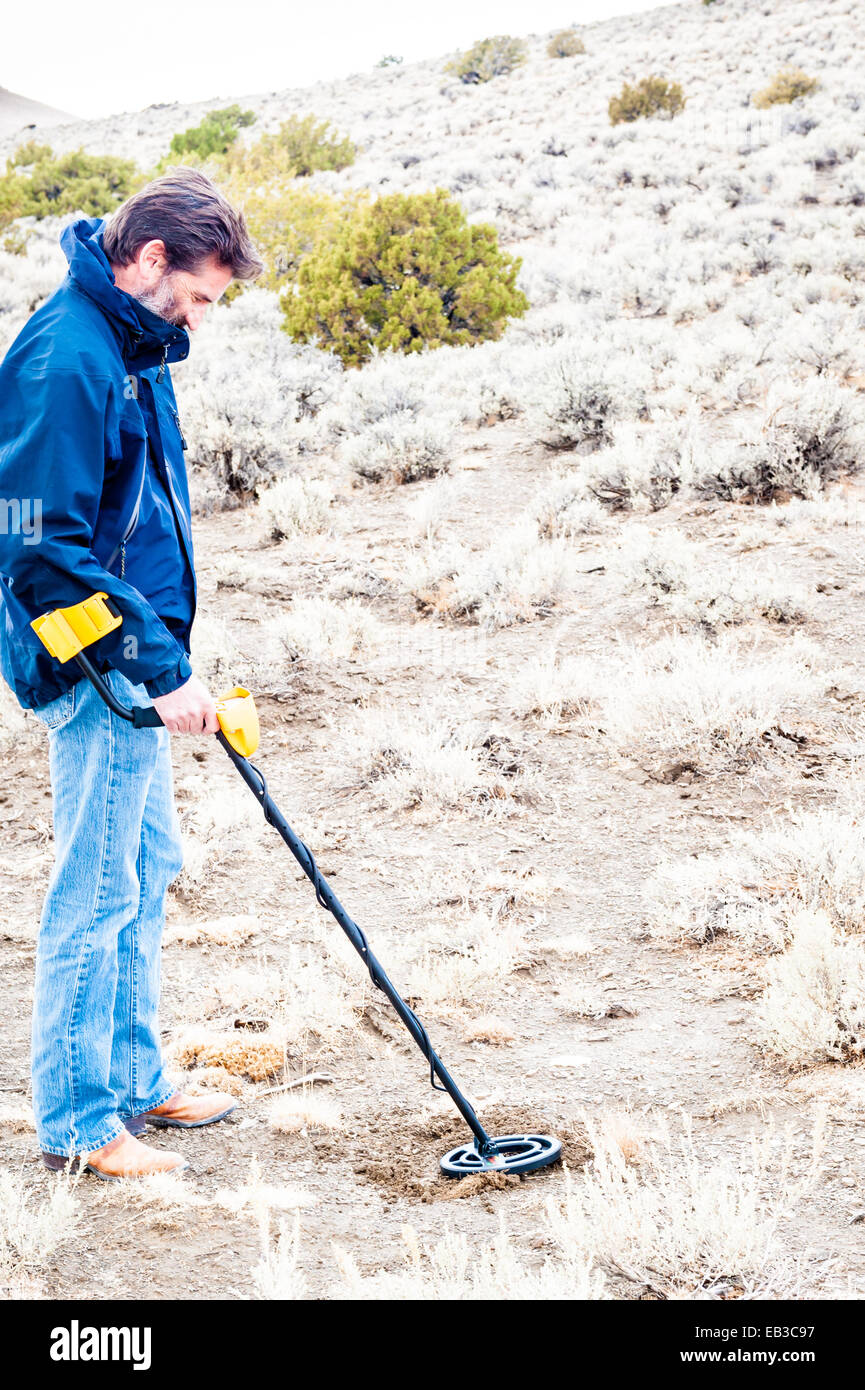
left=266, top=597, right=382, bottom=663
left=586, top=629, right=835, bottom=774
left=695, top=379, right=864, bottom=504
left=646, top=794, right=865, bottom=948
left=754, top=909, right=865, bottom=1070
left=407, top=527, right=572, bottom=629
left=531, top=473, right=613, bottom=539
left=753, top=69, right=819, bottom=109
left=547, top=27, right=585, bottom=58
left=408, top=909, right=533, bottom=1008
left=342, top=412, right=454, bottom=484
left=347, top=707, right=534, bottom=812
left=257, top=475, right=334, bottom=540
left=609, top=75, right=686, bottom=125
left=547, top=1111, right=824, bottom=1299
left=618, top=524, right=808, bottom=630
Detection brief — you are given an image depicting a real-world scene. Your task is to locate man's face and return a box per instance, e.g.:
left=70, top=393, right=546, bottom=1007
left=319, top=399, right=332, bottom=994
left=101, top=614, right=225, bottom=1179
left=135, top=254, right=233, bottom=332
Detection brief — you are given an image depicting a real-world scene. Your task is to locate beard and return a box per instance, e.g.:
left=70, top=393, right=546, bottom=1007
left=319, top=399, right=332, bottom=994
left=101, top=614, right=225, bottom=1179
left=135, top=273, right=186, bottom=327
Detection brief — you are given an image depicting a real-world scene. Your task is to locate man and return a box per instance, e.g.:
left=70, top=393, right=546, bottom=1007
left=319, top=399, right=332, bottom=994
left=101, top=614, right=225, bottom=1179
left=0, top=168, right=264, bottom=1180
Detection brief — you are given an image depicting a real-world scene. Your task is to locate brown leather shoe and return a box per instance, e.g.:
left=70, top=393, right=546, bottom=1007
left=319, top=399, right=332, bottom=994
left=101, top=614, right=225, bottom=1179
left=42, top=1131, right=188, bottom=1183
left=136, top=1090, right=237, bottom=1130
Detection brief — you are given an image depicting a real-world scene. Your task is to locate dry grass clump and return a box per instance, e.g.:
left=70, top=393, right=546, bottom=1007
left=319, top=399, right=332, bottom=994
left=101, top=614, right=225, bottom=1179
left=753, top=68, right=819, bottom=109
left=547, top=1112, right=823, bottom=1299
left=269, top=1091, right=343, bottom=1133
left=0, top=1170, right=78, bottom=1288
left=535, top=932, right=595, bottom=959
left=165, top=914, right=258, bottom=948
left=0, top=682, right=31, bottom=745
left=170, top=1026, right=287, bottom=1082
left=333, top=1220, right=604, bottom=1300
left=585, top=629, right=835, bottom=774
left=173, top=779, right=263, bottom=899
left=462, top=1015, right=515, bottom=1045
left=406, top=527, right=572, bottom=629
left=411, top=859, right=567, bottom=919
left=753, top=909, right=865, bottom=1069
left=253, top=1214, right=308, bottom=1300
left=346, top=707, right=534, bottom=812
left=267, top=596, right=383, bottom=663
left=509, top=648, right=600, bottom=725
left=619, top=525, right=808, bottom=630
left=764, top=494, right=865, bottom=532
left=187, top=612, right=250, bottom=687
left=408, top=908, right=533, bottom=1008
left=0, top=1103, right=34, bottom=1133
left=596, top=1111, right=647, bottom=1166
left=257, top=475, right=334, bottom=540
left=201, top=941, right=366, bottom=1053
left=405, top=475, right=462, bottom=541
left=184, top=1066, right=247, bottom=1098
left=646, top=795, right=865, bottom=948
left=215, top=1161, right=314, bottom=1220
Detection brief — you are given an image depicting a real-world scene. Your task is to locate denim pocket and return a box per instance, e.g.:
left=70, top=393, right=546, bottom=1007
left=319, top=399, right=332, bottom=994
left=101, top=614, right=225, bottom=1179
left=33, top=686, right=76, bottom=731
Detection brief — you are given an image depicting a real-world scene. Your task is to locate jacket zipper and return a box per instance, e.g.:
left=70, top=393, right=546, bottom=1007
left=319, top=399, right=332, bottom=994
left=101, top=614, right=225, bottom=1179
left=106, top=463, right=146, bottom=573
left=172, top=410, right=188, bottom=450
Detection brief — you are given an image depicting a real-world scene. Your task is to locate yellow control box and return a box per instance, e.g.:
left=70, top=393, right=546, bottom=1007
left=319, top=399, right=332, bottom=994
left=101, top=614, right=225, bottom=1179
left=31, top=592, right=121, bottom=663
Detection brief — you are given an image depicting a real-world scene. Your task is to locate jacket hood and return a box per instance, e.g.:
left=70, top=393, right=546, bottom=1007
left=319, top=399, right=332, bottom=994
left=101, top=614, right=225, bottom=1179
left=61, top=217, right=190, bottom=370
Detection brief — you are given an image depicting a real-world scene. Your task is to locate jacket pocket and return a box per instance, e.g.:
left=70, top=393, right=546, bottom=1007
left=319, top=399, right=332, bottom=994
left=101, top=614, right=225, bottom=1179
left=32, top=685, right=76, bottom=731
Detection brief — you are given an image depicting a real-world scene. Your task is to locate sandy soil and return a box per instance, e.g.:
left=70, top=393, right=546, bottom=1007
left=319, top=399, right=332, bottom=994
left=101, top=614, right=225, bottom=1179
left=2, top=422, right=865, bottom=1300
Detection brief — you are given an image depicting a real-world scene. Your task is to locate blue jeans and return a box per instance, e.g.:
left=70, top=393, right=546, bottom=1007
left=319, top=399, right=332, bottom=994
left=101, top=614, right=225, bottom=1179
left=31, top=668, right=183, bottom=1156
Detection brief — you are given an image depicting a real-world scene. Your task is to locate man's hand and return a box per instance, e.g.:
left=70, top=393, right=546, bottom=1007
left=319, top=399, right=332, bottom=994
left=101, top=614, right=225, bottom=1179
left=152, top=675, right=219, bottom=735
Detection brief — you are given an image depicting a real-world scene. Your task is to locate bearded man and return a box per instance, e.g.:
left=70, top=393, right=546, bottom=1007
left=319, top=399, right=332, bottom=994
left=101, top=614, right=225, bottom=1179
left=0, top=168, right=264, bottom=1180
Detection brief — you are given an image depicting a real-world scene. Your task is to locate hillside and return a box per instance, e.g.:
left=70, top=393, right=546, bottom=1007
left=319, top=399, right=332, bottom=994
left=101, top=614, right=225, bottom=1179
left=1, top=0, right=865, bottom=1302
left=0, top=84, right=75, bottom=140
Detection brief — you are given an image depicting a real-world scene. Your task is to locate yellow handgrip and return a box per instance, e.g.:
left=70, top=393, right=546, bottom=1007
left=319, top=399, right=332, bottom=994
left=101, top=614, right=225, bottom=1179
left=31, top=592, right=122, bottom=663
left=216, top=686, right=260, bottom=758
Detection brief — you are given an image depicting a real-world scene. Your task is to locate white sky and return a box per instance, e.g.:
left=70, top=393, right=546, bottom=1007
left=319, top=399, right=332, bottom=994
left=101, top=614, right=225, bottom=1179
left=5, top=0, right=675, bottom=120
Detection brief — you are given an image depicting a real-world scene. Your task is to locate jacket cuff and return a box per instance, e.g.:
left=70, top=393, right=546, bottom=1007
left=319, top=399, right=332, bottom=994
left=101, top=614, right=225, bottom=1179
left=142, top=653, right=193, bottom=699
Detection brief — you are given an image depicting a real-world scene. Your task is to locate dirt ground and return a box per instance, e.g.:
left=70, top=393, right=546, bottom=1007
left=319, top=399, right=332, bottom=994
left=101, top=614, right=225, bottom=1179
left=3, top=421, right=865, bottom=1300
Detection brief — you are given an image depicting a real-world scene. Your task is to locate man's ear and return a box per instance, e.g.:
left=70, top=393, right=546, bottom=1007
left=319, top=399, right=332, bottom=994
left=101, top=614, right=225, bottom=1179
left=137, top=239, right=168, bottom=284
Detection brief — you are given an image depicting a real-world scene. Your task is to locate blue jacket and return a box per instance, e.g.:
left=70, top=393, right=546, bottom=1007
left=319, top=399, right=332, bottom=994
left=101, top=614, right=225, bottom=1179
left=0, top=216, right=197, bottom=710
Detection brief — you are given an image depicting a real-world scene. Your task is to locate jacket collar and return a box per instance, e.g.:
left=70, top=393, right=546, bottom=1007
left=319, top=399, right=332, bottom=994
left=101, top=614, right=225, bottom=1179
left=61, top=217, right=190, bottom=372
